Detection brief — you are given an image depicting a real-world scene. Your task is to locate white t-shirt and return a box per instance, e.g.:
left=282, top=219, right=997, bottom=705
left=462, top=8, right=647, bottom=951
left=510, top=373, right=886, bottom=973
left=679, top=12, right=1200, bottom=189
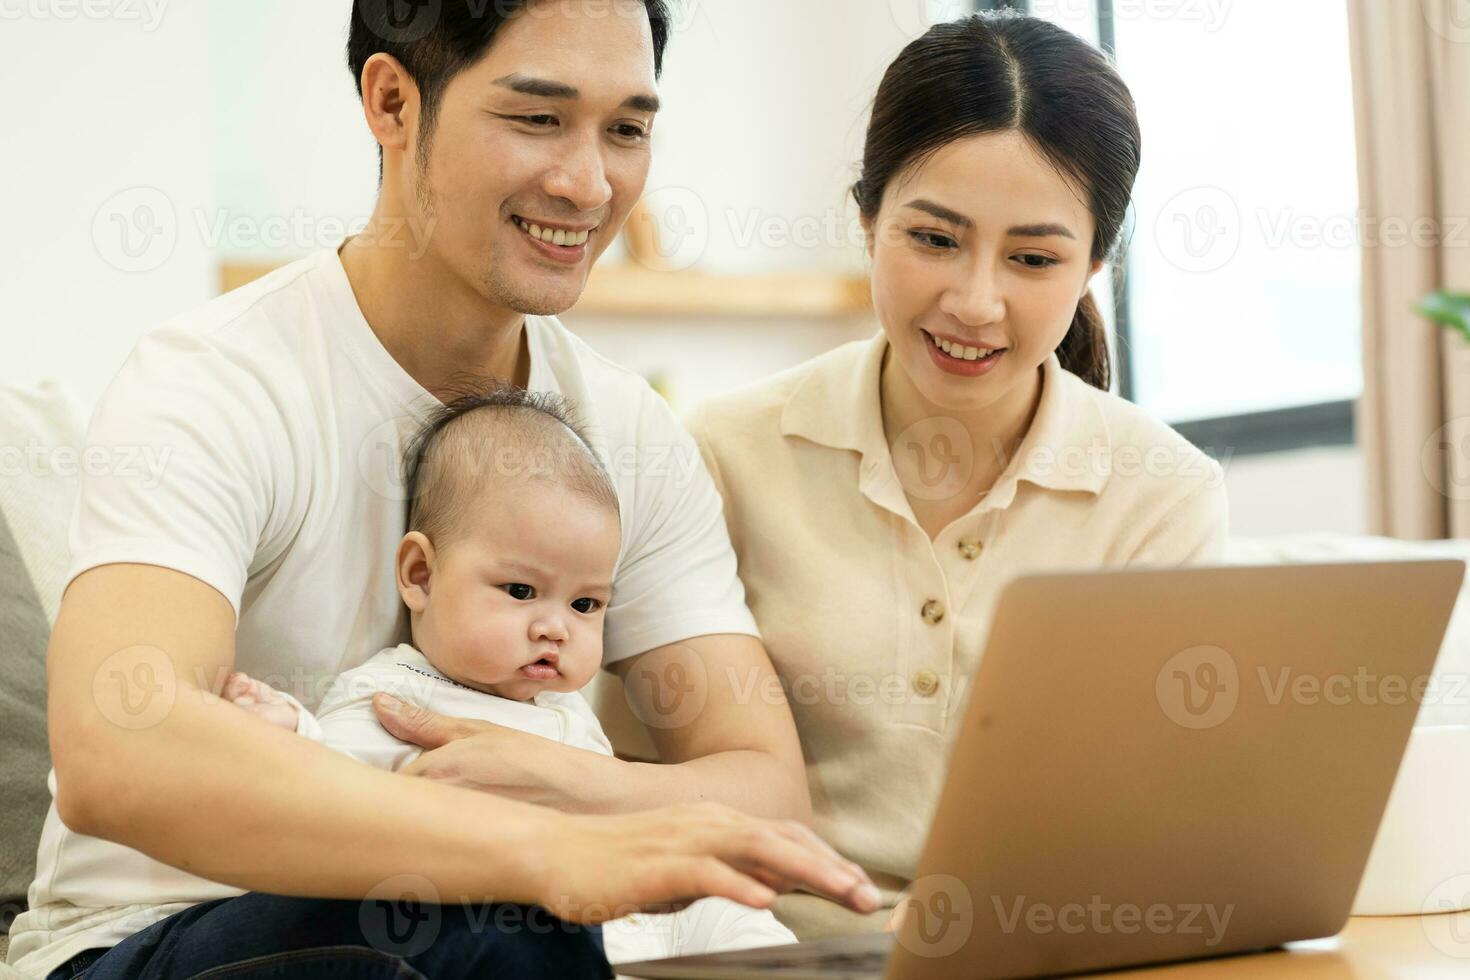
left=9, top=246, right=761, bottom=978
left=291, top=643, right=618, bottom=767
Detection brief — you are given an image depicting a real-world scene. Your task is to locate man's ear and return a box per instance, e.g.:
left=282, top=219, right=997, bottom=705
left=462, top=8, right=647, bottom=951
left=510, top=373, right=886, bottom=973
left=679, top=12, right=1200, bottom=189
left=359, top=52, right=417, bottom=158
left=396, top=531, right=436, bottom=613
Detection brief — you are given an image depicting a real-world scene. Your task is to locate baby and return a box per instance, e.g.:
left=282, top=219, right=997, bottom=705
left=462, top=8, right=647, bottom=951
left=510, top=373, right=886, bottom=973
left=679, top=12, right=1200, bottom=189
left=220, top=385, right=796, bottom=965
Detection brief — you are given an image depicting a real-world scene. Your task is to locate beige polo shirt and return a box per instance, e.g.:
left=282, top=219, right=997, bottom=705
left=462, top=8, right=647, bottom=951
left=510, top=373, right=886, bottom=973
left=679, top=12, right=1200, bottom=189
left=686, top=332, right=1229, bottom=940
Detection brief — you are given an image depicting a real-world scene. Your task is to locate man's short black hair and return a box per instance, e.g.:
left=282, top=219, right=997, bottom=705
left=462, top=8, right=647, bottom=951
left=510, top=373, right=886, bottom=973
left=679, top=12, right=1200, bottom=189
left=348, top=0, right=672, bottom=180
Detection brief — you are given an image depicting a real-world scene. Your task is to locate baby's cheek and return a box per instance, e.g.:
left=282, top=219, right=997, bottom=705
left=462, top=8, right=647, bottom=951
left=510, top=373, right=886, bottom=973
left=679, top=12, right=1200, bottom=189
left=464, top=611, right=529, bottom=675
left=566, top=636, right=605, bottom=687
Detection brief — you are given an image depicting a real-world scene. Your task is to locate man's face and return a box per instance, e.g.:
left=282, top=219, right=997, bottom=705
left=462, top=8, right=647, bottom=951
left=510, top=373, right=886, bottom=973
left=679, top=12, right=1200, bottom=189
left=406, top=0, right=660, bottom=316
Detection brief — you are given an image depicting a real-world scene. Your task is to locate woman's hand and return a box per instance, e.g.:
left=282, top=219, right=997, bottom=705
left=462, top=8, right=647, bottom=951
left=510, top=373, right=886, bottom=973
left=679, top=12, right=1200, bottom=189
left=371, top=692, right=617, bottom=811
left=535, top=802, right=883, bottom=923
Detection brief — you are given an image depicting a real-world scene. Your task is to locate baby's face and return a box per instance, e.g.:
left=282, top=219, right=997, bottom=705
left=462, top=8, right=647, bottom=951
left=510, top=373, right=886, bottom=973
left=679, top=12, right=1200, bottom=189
left=407, top=483, right=620, bottom=701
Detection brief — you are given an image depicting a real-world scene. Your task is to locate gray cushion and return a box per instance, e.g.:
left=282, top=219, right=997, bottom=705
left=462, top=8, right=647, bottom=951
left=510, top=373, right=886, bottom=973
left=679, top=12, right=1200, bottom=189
left=0, top=505, right=50, bottom=926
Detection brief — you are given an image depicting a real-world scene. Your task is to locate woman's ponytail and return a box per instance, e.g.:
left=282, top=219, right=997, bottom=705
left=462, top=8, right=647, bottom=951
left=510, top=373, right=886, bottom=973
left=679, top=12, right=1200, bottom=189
left=1055, top=290, right=1112, bottom=392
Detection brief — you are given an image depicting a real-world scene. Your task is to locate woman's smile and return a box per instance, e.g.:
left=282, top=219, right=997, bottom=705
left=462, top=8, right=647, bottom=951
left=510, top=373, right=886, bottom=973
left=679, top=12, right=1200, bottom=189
left=920, top=327, right=1009, bottom=377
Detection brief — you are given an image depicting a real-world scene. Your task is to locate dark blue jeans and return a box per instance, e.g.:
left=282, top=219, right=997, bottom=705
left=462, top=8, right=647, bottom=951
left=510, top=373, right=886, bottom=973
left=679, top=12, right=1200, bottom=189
left=45, top=892, right=612, bottom=980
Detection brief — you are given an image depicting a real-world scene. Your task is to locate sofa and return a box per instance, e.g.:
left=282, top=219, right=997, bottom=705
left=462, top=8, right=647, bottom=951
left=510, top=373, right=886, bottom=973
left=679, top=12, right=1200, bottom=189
left=3, top=381, right=1470, bottom=977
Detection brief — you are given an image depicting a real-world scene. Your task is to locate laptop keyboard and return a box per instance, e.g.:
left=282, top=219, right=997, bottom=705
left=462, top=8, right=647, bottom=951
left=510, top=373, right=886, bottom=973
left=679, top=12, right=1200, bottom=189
left=614, top=931, right=895, bottom=979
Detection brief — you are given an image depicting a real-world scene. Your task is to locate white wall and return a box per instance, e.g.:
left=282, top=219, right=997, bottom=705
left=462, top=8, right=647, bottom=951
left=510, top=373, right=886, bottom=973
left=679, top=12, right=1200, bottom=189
left=1221, top=444, right=1368, bottom=538
left=2, top=2, right=214, bottom=402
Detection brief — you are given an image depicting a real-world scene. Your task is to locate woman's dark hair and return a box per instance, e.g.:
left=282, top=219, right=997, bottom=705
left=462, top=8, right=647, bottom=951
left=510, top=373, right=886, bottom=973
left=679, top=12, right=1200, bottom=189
left=348, top=0, right=672, bottom=180
left=852, top=11, right=1140, bottom=392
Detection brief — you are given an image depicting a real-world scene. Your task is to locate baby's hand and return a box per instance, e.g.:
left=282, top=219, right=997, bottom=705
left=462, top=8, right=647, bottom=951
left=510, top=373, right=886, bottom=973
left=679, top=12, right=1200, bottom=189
left=222, top=671, right=300, bottom=732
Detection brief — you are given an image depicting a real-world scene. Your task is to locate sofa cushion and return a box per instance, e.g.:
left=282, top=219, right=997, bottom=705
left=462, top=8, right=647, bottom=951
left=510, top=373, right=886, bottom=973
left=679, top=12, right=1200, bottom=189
left=0, top=380, right=86, bottom=935
left=0, top=499, right=51, bottom=926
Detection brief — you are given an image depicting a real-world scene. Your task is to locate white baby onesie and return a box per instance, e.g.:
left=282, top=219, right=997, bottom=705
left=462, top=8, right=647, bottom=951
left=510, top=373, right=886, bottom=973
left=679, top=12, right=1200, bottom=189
left=286, top=643, right=797, bottom=965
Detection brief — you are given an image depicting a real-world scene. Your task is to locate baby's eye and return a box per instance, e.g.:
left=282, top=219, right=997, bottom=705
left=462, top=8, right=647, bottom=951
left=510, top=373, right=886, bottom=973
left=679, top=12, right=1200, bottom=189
left=571, top=597, right=603, bottom=614
left=501, top=583, right=536, bottom=600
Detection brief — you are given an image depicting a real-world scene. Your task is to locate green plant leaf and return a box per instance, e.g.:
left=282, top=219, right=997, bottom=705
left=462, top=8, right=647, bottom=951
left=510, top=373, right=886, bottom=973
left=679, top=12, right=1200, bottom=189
left=1418, top=291, right=1470, bottom=345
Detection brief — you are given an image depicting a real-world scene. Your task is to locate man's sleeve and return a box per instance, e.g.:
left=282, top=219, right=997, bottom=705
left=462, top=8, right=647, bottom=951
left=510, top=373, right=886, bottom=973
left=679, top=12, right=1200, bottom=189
left=64, top=330, right=292, bottom=620
left=600, top=394, right=760, bottom=667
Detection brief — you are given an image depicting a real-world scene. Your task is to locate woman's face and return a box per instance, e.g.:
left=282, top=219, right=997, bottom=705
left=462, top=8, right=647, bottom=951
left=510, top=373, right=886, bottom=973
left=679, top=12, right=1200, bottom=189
left=866, top=130, right=1105, bottom=414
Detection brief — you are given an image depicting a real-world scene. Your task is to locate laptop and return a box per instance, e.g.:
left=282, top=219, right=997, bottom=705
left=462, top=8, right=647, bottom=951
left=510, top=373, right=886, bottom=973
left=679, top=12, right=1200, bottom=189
left=614, top=560, right=1466, bottom=980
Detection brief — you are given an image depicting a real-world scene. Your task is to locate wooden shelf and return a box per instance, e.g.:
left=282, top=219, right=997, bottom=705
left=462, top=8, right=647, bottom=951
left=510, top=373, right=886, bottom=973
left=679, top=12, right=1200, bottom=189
left=570, top=264, right=871, bottom=318
left=219, top=260, right=871, bottom=319
left=219, top=262, right=287, bottom=294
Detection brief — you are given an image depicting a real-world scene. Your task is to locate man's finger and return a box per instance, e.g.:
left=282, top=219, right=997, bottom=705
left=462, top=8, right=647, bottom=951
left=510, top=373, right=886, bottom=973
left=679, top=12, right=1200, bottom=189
left=371, top=693, right=476, bottom=749
left=726, top=829, right=881, bottom=914
left=683, top=857, right=778, bottom=912
left=776, top=821, right=871, bottom=890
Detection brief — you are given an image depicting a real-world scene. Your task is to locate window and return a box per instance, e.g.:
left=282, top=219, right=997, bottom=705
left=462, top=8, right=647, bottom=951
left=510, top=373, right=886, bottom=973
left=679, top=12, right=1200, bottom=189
left=1020, top=0, right=1363, bottom=454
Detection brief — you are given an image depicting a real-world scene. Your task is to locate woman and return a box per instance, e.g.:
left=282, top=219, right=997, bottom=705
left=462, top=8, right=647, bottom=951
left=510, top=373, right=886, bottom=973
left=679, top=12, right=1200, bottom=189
left=687, top=12, right=1228, bottom=940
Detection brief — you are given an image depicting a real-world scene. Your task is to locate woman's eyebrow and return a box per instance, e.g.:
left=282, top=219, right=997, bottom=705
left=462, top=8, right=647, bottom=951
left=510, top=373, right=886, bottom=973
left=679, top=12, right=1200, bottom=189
left=903, top=199, right=1076, bottom=240
left=491, top=72, right=661, bottom=113
left=1009, top=222, right=1076, bottom=240
left=904, top=199, right=972, bottom=228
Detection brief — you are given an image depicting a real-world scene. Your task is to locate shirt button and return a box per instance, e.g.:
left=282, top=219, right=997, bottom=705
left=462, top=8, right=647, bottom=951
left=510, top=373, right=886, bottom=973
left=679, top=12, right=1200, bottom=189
left=912, top=670, right=941, bottom=697
left=958, top=538, right=983, bottom=561
left=920, top=599, right=945, bottom=625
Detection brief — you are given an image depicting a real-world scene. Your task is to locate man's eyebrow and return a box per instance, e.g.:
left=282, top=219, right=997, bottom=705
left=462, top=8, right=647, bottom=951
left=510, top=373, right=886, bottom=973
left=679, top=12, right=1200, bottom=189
left=622, top=93, right=661, bottom=114
left=492, top=73, right=661, bottom=113
left=903, top=199, right=1076, bottom=239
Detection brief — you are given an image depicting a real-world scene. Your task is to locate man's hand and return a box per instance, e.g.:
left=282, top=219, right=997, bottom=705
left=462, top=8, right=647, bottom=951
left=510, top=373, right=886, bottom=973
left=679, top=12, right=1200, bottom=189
left=372, top=692, right=615, bottom=811
left=538, top=802, right=883, bottom=923
left=370, top=691, right=883, bottom=918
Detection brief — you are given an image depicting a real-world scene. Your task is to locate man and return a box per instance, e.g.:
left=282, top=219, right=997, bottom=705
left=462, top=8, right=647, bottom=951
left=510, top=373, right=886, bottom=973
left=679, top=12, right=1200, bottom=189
left=9, top=2, right=878, bottom=978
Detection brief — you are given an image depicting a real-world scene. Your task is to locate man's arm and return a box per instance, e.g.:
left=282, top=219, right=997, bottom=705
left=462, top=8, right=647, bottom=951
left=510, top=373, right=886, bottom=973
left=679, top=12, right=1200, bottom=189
left=606, top=633, right=812, bottom=823
left=51, top=563, right=553, bottom=900
left=51, top=563, right=873, bottom=916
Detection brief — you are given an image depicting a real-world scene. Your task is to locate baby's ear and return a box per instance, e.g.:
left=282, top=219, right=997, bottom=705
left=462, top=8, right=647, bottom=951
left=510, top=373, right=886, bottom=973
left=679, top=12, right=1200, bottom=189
left=396, top=531, right=436, bottom=611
